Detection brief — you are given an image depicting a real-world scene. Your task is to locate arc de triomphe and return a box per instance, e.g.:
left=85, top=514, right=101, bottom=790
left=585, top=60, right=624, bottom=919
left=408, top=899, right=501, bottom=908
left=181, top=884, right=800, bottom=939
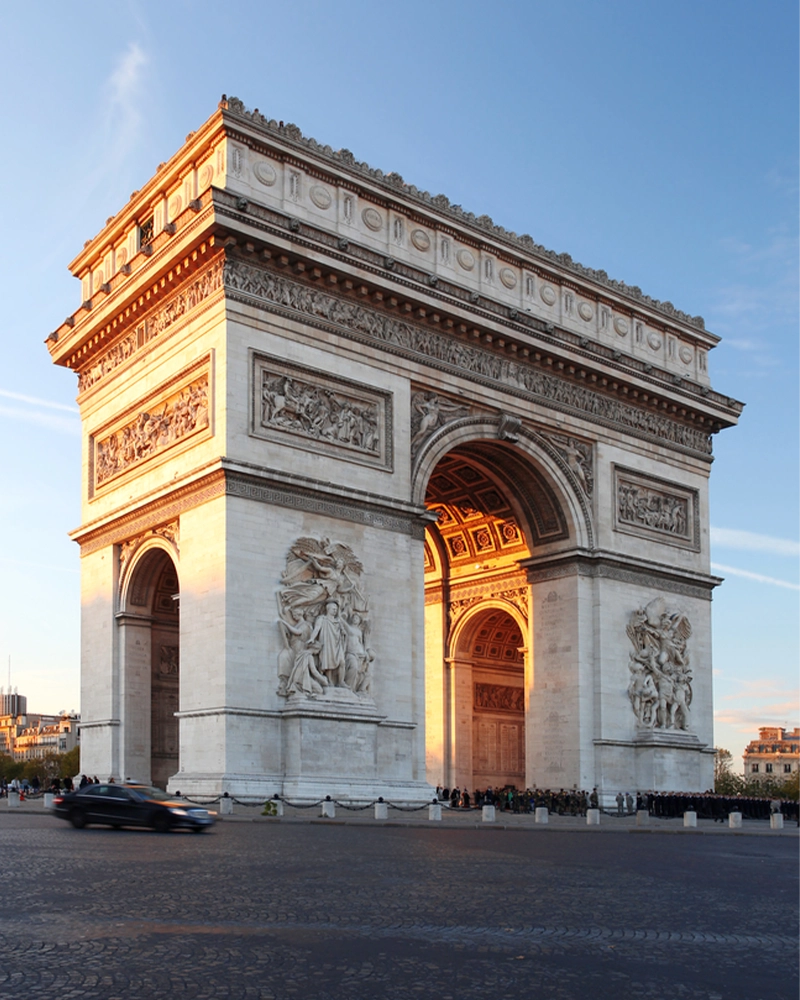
left=47, top=97, right=741, bottom=803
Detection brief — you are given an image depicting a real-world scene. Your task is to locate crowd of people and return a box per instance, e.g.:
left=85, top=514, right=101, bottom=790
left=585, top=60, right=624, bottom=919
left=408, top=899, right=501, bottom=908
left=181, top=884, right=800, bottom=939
left=435, top=785, right=798, bottom=821
left=0, top=774, right=101, bottom=797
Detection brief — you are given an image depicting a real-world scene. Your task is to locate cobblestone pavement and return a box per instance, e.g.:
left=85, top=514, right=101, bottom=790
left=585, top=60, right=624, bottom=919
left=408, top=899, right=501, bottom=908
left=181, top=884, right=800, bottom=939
left=0, top=812, right=796, bottom=999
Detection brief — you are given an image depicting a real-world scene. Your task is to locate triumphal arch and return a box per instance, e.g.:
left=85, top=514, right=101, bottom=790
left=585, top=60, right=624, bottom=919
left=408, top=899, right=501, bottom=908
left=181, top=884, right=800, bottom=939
left=47, top=97, right=741, bottom=802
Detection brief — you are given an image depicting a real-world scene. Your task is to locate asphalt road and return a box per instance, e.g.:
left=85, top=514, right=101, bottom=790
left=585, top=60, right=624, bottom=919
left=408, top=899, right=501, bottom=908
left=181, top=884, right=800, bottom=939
left=0, top=813, right=796, bottom=1000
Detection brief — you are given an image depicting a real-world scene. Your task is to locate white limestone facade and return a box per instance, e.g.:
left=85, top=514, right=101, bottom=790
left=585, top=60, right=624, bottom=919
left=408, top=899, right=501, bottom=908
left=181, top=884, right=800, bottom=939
left=47, top=97, right=741, bottom=803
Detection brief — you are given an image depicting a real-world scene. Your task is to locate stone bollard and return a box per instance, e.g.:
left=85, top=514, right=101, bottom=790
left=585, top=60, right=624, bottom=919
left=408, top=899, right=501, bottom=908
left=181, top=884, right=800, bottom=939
left=728, top=811, right=742, bottom=829
left=320, top=798, right=335, bottom=818
left=534, top=806, right=549, bottom=825
left=636, top=810, right=650, bottom=826
left=482, top=805, right=496, bottom=823
left=43, top=793, right=54, bottom=809
left=261, top=798, right=284, bottom=818
left=374, top=801, right=388, bottom=821
left=770, top=813, right=784, bottom=830
left=428, top=802, right=442, bottom=821
left=219, top=794, right=233, bottom=815
left=586, top=808, right=600, bottom=826
left=7, top=791, right=19, bottom=809
left=683, top=810, right=697, bottom=828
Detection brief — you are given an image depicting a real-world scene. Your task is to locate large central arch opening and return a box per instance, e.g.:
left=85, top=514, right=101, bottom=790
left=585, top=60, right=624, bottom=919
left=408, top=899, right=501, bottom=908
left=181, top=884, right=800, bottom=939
left=421, top=437, right=572, bottom=794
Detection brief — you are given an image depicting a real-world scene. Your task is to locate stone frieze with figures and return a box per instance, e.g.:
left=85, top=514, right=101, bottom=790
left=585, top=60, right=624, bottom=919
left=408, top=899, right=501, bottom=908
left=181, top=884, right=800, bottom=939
left=251, top=353, right=392, bottom=470
left=614, top=466, right=699, bottom=550
left=92, top=362, right=210, bottom=491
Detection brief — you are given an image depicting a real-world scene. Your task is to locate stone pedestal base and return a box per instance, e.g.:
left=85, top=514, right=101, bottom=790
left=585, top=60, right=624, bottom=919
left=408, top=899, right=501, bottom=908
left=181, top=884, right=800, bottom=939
left=587, top=808, right=600, bottom=825
left=534, top=806, right=549, bottom=824
left=321, top=800, right=335, bottom=818
left=7, top=792, right=19, bottom=809
left=728, top=811, right=742, bottom=829
left=219, top=795, right=233, bottom=815
left=594, top=731, right=713, bottom=795
left=770, top=813, right=784, bottom=830
left=428, top=803, right=442, bottom=821
left=43, top=793, right=54, bottom=809
left=683, top=810, right=697, bottom=828
left=482, top=805, right=496, bottom=823
left=374, top=802, right=388, bottom=820
left=636, top=809, right=649, bottom=826
left=261, top=799, right=284, bottom=817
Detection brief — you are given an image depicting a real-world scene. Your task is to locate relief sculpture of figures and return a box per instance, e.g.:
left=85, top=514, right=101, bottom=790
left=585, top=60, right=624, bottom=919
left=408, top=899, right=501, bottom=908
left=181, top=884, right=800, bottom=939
left=626, top=597, right=692, bottom=730
left=276, top=537, right=374, bottom=698
left=261, top=372, right=379, bottom=454
left=95, top=376, right=209, bottom=485
left=618, top=481, right=688, bottom=537
left=410, top=392, right=469, bottom=456
left=542, top=432, right=594, bottom=496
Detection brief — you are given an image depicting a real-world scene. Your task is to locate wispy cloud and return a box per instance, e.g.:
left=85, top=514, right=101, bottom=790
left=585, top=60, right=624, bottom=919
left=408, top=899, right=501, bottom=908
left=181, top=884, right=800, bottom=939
left=711, top=562, right=799, bottom=591
left=0, top=389, right=77, bottom=414
left=711, top=527, right=800, bottom=558
left=0, top=404, right=80, bottom=436
left=105, top=42, right=148, bottom=161
left=715, top=679, right=800, bottom=734
left=55, top=42, right=150, bottom=241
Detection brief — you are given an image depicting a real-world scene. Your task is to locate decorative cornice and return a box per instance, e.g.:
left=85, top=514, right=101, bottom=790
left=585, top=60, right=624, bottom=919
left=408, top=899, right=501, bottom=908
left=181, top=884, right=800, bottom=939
left=73, top=460, right=436, bottom=555
left=224, top=259, right=715, bottom=458
left=225, top=465, right=433, bottom=539
left=212, top=189, right=738, bottom=416
left=73, top=468, right=227, bottom=555
left=520, top=550, right=721, bottom=601
left=75, top=253, right=224, bottom=393
left=220, top=96, right=708, bottom=333
left=78, top=718, right=121, bottom=730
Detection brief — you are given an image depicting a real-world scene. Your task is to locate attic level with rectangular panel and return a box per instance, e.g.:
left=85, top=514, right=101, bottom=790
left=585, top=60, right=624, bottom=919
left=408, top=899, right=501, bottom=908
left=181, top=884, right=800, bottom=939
left=47, top=97, right=741, bottom=804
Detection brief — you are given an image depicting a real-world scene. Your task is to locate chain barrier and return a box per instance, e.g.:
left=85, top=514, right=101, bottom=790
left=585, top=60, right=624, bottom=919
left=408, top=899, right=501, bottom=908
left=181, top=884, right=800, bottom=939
left=167, top=794, right=468, bottom=814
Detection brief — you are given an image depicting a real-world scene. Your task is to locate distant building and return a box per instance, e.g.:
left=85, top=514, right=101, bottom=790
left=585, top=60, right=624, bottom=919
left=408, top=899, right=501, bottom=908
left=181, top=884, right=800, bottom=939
left=743, top=727, right=799, bottom=782
left=0, top=690, right=80, bottom=761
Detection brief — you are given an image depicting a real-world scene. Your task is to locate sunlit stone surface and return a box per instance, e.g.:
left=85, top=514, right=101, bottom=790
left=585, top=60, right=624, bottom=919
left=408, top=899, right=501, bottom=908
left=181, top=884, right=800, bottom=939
left=46, top=97, right=741, bottom=803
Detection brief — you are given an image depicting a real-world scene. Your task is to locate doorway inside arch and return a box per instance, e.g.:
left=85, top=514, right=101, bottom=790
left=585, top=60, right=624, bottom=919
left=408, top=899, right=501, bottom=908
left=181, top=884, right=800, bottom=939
left=460, top=607, right=526, bottom=791
left=123, top=548, right=179, bottom=789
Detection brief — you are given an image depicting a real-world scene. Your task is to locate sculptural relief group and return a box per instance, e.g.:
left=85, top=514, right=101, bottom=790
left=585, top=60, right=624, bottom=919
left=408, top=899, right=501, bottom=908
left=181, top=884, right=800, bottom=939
left=277, top=537, right=375, bottom=699
left=627, top=597, right=693, bottom=731
left=95, top=376, right=209, bottom=486
left=261, top=372, right=380, bottom=454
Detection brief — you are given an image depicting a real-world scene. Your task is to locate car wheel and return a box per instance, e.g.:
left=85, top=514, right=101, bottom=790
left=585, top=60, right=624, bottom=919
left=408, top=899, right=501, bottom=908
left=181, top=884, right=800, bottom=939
left=152, top=812, right=170, bottom=833
left=70, top=808, right=87, bottom=829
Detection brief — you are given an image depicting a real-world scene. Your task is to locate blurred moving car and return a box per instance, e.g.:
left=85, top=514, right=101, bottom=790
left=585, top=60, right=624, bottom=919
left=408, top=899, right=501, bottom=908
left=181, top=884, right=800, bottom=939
left=51, top=783, right=215, bottom=833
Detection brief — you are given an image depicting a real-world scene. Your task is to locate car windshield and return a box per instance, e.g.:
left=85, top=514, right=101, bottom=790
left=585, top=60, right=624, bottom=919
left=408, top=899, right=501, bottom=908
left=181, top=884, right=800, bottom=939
left=128, top=786, right=174, bottom=801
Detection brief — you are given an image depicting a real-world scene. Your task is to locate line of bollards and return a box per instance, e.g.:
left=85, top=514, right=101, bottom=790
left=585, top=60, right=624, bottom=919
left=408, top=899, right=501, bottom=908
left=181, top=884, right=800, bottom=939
left=11, top=788, right=788, bottom=830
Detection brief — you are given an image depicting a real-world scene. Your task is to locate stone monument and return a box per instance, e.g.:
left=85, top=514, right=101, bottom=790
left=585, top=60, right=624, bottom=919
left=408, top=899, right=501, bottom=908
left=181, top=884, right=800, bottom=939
left=45, top=96, right=742, bottom=802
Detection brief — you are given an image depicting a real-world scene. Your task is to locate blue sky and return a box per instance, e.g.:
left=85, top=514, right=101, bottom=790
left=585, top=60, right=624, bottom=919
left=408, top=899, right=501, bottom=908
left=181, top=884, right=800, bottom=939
left=0, top=1, right=797, bottom=770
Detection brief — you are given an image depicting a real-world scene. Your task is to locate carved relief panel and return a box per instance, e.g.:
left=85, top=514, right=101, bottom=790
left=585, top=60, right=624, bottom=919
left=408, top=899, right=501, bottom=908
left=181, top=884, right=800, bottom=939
left=251, top=352, right=392, bottom=470
left=626, top=597, right=692, bottom=732
left=276, top=537, right=376, bottom=700
left=614, top=466, right=699, bottom=550
left=91, top=359, right=211, bottom=494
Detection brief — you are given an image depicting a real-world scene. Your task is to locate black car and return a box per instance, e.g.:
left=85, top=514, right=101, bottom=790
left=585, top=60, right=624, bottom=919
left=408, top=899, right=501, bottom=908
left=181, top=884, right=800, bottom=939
left=51, top=783, right=215, bottom=833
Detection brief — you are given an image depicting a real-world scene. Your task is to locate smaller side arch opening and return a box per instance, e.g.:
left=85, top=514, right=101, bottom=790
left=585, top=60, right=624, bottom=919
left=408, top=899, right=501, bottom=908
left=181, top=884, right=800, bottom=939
left=119, top=545, right=180, bottom=789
